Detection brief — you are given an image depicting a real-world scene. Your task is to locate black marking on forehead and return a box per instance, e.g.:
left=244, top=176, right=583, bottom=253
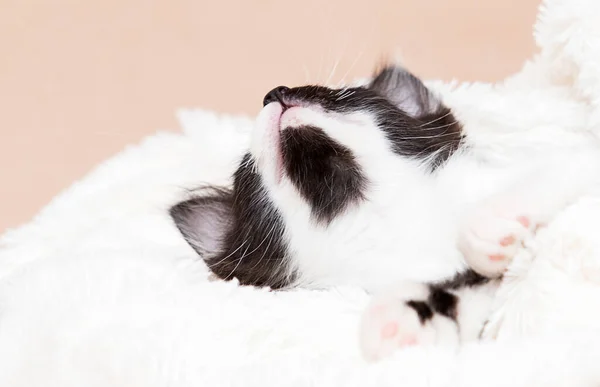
left=375, top=103, right=464, bottom=171
left=280, top=125, right=367, bottom=225
left=170, top=154, right=296, bottom=289
left=283, top=85, right=380, bottom=113
left=280, top=67, right=464, bottom=171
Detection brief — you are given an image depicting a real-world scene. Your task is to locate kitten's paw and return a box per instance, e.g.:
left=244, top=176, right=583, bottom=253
left=359, top=296, right=435, bottom=361
left=459, top=208, right=535, bottom=278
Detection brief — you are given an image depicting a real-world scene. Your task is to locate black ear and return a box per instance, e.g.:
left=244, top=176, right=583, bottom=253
left=169, top=188, right=233, bottom=257
left=369, top=65, right=442, bottom=118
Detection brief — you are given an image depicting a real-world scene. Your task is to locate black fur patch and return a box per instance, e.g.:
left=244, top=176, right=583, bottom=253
left=170, top=65, right=465, bottom=289
left=280, top=125, right=367, bottom=225
left=279, top=66, right=464, bottom=171
left=375, top=103, right=463, bottom=171
left=407, top=270, right=489, bottom=323
left=435, top=269, right=489, bottom=290
left=406, top=300, right=434, bottom=324
left=170, top=154, right=295, bottom=289
left=368, top=66, right=464, bottom=170
left=428, top=288, right=459, bottom=321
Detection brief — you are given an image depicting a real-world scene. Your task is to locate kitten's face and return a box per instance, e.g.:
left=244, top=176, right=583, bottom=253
left=170, top=66, right=464, bottom=290
left=252, top=86, right=380, bottom=225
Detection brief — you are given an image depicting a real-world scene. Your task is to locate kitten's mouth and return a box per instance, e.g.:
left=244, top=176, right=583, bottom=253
left=254, top=96, right=311, bottom=185
left=253, top=102, right=286, bottom=184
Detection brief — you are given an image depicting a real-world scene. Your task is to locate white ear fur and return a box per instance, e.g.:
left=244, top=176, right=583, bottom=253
left=369, top=66, right=442, bottom=117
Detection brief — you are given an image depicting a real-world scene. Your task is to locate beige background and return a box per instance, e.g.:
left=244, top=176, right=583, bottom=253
left=0, top=0, right=540, bottom=232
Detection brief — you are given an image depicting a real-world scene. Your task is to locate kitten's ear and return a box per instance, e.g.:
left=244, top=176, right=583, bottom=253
left=369, top=65, right=442, bottom=118
left=169, top=188, right=233, bottom=257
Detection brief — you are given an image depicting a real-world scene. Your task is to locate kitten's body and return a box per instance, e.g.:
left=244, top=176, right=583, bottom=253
left=170, top=66, right=600, bottom=360
left=273, top=133, right=584, bottom=291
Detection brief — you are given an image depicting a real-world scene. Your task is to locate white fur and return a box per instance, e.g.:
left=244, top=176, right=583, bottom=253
left=254, top=66, right=600, bottom=358
left=254, top=81, right=600, bottom=296
left=256, top=104, right=467, bottom=291
left=359, top=281, right=462, bottom=361
left=484, top=196, right=600, bottom=340
left=2, top=0, right=600, bottom=384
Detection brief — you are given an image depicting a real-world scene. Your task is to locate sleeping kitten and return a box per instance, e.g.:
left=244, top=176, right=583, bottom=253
left=170, top=65, right=600, bottom=360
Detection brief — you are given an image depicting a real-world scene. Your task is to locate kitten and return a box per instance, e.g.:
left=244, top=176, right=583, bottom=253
left=170, top=65, right=600, bottom=360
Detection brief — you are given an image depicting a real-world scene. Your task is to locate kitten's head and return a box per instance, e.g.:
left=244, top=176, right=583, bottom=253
left=170, top=65, right=463, bottom=289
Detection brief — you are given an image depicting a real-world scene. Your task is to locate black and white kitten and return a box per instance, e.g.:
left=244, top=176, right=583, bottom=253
left=170, top=65, right=600, bottom=360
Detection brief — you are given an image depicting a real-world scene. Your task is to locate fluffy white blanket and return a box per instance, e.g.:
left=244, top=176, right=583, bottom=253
left=3, top=0, right=600, bottom=385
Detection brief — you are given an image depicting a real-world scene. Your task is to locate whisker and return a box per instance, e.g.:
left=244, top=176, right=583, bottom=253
left=400, top=131, right=460, bottom=141
left=223, top=220, right=275, bottom=279
left=339, top=49, right=364, bottom=86
left=248, top=219, right=279, bottom=272
left=225, top=243, right=252, bottom=280
left=325, top=56, right=341, bottom=87
left=418, top=111, right=453, bottom=127
left=419, top=120, right=459, bottom=131
left=205, top=240, right=248, bottom=269
left=336, top=90, right=355, bottom=101
left=335, top=87, right=347, bottom=96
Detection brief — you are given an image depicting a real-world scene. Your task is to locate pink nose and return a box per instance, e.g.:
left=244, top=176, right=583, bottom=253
left=263, top=86, right=290, bottom=107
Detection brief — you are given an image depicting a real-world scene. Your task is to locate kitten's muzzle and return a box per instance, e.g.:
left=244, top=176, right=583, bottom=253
left=263, top=86, right=290, bottom=107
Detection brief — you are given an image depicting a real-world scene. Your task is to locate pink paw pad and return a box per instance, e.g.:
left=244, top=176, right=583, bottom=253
left=489, top=216, right=531, bottom=261
left=499, top=235, right=515, bottom=246
left=381, top=322, right=398, bottom=339
left=399, top=335, right=418, bottom=346
left=517, top=216, right=530, bottom=228
left=489, top=254, right=505, bottom=261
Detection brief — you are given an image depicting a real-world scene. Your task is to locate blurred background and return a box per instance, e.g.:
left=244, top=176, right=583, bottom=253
left=0, top=0, right=540, bottom=232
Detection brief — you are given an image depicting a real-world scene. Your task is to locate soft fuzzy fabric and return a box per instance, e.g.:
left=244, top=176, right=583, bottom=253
left=3, top=0, right=600, bottom=385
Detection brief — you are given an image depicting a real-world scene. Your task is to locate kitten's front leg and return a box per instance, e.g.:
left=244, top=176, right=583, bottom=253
left=458, top=162, right=594, bottom=278
left=458, top=201, right=536, bottom=278
left=359, top=282, right=459, bottom=361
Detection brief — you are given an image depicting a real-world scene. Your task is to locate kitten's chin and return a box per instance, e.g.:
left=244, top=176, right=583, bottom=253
left=251, top=102, right=284, bottom=185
